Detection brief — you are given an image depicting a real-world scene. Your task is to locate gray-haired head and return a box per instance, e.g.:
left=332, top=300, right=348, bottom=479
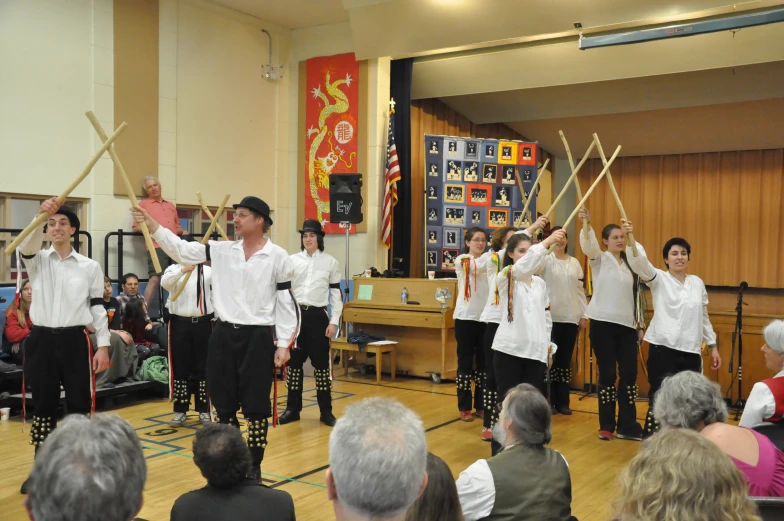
left=328, top=397, right=427, bottom=519
left=141, top=175, right=158, bottom=192
left=653, top=371, right=728, bottom=430
left=500, top=383, right=552, bottom=448
left=26, top=414, right=146, bottom=521
left=764, top=319, right=784, bottom=354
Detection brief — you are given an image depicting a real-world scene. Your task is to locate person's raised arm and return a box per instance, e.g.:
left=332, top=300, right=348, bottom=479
left=621, top=220, right=657, bottom=284
left=578, top=209, right=602, bottom=261
left=131, top=206, right=206, bottom=265
left=160, top=264, right=192, bottom=293
left=19, top=197, right=60, bottom=260
left=512, top=229, right=566, bottom=281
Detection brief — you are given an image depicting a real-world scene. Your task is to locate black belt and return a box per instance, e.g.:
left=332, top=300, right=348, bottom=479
left=299, top=304, right=327, bottom=311
left=170, top=313, right=214, bottom=323
left=34, top=325, right=86, bottom=335
left=216, top=319, right=266, bottom=330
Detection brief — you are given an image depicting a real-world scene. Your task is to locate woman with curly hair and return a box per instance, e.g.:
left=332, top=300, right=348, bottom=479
left=613, top=428, right=761, bottom=521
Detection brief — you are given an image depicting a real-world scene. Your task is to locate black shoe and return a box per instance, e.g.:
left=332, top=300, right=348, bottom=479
left=550, top=404, right=559, bottom=415
left=248, top=465, right=261, bottom=484
left=21, top=477, right=30, bottom=494
left=556, top=405, right=573, bottom=416
left=278, top=410, right=300, bottom=425
left=320, top=412, right=337, bottom=427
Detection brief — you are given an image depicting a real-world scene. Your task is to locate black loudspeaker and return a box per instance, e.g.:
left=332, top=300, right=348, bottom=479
left=329, top=173, right=363, bottom=224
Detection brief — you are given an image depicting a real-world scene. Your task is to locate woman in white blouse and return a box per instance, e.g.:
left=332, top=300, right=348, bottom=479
left=454, top=227, right=490, bottom=422
left=578, top=209, right=644, bottom=442
left=622, top=221, right=720, bottom=437
left=739, top=320, right=784, bottom=428
left=478, top=217, right=547, bottom=441
left=492, top=229, right=565, bottom=403
left=535, top=226, right=588, bottom=415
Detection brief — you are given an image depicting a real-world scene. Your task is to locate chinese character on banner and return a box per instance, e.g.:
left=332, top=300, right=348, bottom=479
left=303, top=53, right=360, bottom=234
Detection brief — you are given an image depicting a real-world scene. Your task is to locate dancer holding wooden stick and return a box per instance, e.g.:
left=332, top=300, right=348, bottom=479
left=621, top=220, right=720, bottom=438
left=131, top=195, right=299, bottom=483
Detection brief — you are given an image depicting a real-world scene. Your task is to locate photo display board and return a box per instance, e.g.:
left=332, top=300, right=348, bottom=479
left=424, top=135, right=540, bottom=274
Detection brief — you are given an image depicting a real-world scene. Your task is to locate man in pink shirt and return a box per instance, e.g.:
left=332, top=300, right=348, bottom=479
left=133, top=176, right=189, bottom=305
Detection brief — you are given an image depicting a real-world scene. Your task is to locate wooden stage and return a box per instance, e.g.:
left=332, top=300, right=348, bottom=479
left=0, top=373, right=670, bottom=521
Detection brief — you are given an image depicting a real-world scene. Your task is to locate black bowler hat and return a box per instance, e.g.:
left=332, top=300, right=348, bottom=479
left=298, top=219, right=324, bottom=237
left=45, top=206, right=80, bottom=235
left=233, top=196, right=273, bottom=225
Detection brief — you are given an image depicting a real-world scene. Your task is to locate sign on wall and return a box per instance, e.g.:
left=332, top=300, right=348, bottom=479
left=424, top=135, right=540, bottom=273
left=303, top=53, right=360, bottom=234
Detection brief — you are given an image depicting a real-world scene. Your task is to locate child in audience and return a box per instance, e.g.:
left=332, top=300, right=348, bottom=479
left=122, top=298, right=157, bottom=361
left=4, top=279, right=32, bottom=365
left=406, top=453, right=463, bottom=521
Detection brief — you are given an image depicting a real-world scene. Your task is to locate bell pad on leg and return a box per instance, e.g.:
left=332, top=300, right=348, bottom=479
left=246, top=418, right=268, bottom=449
left=173, top=380, right=190, bottom=405
left=456, top=372, right=472, bottom=391
left=286, top=367, right=304, bottom=392
left=598, top=385, right=617, bottom=405
left=314, top=369, right=332, bottom=392
left=29, top=416, right=56, bottom=447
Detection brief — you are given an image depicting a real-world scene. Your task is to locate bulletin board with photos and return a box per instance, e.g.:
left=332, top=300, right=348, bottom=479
left=424, top=134, right=540, bottom=274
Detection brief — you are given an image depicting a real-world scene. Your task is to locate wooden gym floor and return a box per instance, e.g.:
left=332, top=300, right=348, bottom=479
left=1, top=374, right=649, bottom=521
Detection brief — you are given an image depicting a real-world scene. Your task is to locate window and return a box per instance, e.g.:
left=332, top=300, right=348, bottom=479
left=0, top=194, right=86, bottom=284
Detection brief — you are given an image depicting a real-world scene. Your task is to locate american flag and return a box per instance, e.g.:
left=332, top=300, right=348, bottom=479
left=381, top=107, right=400, bottom=249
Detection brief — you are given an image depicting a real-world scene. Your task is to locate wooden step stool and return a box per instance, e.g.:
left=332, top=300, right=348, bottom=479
left=331, top=337, right=397, bottom=383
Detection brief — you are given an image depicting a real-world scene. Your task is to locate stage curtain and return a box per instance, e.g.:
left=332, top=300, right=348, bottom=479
left=574, top=149, right=784, bottom=289
left=409, top=99, right=553, bottom=277
left=390, top=59, right=413, bottom=275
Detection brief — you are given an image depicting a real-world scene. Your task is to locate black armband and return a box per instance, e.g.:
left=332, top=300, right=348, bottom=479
left=21, top=253, right=37, bottom=259
left=205, top=244, right=210, bottom=261
left=643, top=273, right=657, bottom=284
left=329, top=283, right=341, bottom=289
left=276, top=281, right=292, bottom=291
left=90, top=298, right=104, bottom=307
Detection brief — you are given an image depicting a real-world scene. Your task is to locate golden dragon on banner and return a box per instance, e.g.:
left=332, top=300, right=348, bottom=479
left=307, top=71, right=356, bottom=224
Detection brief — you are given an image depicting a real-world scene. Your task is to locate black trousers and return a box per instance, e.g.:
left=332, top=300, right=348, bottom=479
left=643, top=344, right=701, bottom=436
left=494, top=350, right=547, bottom=400
left=455, top=319, right=486, bottom=412
left=551, top=322, right=579, bottom=409
left=169, top=317, right=212, bottom=413
left=207, top=322, right=275, bottom=418
left=286, top=306, right=332, bottom=414
left=482, top=322, right=500, bottom=429
left=590, top=320, right=642, bottom=436
left=25, top=326, right=92, bottom=449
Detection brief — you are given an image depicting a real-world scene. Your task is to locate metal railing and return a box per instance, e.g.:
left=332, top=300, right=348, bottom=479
left=103, top=229, right=219, bottom=283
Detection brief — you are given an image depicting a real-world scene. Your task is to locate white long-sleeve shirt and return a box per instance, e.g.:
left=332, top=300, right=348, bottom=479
left=151, top=227, right=297, bottom=348
left=290, top=250, right=343, bottom=326
left=580, top=228, right=644, bottom=329
left=535, top=254, right=588, bottom=325
left=161, top=264, right=214, bottom=317
left=739, top=370, right=784, bottom=428
left=455, top=252, right=490, bottom=321
left=456, top=451, right=569, bottom=521
left=479, top=230, right=533, bottom=324
left=626, top=246, right=717, bottom=354
left=19, top=218, right=109, bottom=347
left=492, top=244, right=554, bottom=363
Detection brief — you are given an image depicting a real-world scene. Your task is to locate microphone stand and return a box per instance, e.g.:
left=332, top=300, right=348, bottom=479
left=729, top=284, right=746, bottom=420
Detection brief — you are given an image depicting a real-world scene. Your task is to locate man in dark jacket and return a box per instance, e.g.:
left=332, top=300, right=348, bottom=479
left=170, top=424, right=295, bottom=521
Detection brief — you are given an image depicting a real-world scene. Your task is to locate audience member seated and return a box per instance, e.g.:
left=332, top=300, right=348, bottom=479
left=612, top=428, right=762, bottom=521
left=170, top=423, right=295, bottom=521
left=456, top=383, right=573, bottom=521
left=741, top=320, right=784, bottom=428
left=122, top=299, right=161, bottom=361
left=406, top=453, right=464, bottom=521
left=3, top=279, right=32, bottom=365
left=118, top=272, right=168, bottom=350
left=89, top=277, right=139, bottom=388
left=654, top=371, right=784, bottom=497
left=328, top=397, right=428, bottom=521
left=25, top=413, right=146, bottom=521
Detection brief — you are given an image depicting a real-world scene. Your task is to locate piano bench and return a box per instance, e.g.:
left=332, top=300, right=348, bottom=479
left=332, top=338, right=397, bottom=383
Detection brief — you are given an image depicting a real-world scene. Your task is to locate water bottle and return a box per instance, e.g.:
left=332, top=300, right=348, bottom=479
left=401, top=287, right=408, bottom=304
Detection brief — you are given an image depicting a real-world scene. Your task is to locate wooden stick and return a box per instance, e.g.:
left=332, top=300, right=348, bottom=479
left=5, top=121, right=128, bottom=255
left=514, top=157, right=550, bottom=228
left=559, top=131, right=588, bottom=230
left=170, top=193, right=230, bottom=302
left=593, top=133, right=638, bottom=256
left=543, top=138, right=596, bottom=219
left=547, top=145, right=622, bottom=254
left=196, top=192, right=230, bottom=241
left=86, top=112, right=162, bottom=273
